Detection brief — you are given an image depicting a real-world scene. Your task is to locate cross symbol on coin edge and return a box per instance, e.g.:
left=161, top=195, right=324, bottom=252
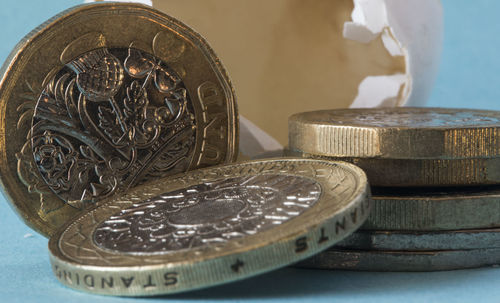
left=231, top=259, right=245, bottom=272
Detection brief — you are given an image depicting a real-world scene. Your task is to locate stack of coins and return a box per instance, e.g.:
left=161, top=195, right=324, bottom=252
left=288, top=108, right=500, bottom=271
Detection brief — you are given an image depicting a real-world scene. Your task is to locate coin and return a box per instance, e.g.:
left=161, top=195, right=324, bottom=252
left=287, top=149, right=500, bottom=186
left=286, top=150, right=500, bottom=229
left=289, top=108, right=500, bottom=159
left=335, top=229, right=500, bottom=251
left=49, top=158, right=370, bottom=296
left=362, top=186, right=500, bottom=231
left=295, top=248, right=500, bottom=271
left=0, top=3, right=238, bottom=237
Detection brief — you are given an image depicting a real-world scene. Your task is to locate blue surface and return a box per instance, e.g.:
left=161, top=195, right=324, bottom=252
left=427, top=1, right=500, bottom=109
left=1, top=1, right=500, bottom=302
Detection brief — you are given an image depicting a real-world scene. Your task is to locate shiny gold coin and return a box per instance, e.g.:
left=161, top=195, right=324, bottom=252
left=287, top=149, right=500, bottom=186
left=0, top=3, right=238, bottom=237
left=49, top=158, right=371, bottom=296
left=289, top=108, right=500, bottom=159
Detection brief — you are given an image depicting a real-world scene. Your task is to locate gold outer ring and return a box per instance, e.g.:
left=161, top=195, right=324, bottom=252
left=287, top=149, right=500, bottom=187
left=49, top=158, right=370, bottom=296
left=289, top=108, right=500, bottom=160
left=0, top=3, right=238, bottom=237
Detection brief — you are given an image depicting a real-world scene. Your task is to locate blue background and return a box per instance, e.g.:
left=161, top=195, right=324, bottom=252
left=1, top=1, right=500, bottom=302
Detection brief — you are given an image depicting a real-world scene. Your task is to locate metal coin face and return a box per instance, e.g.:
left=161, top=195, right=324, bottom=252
left=0, top=3, right=238, bottom=236
left=296, top=248, right=500, bottom=272
left=336, top=229, right=500, bottom=251
left=287, top=150, right=500, bottom=186
left=289, top=108, right=500, bottom=159
left=49, top=159, right=370, bottom=296
left=363, top=186, right=500, bottom=231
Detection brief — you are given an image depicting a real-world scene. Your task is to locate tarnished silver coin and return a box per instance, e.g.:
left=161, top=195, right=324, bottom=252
left=49, top=159, right=370, bottom=296
left=362, top=187, right=500, bottom=231
left=336, top=229, right=500, bottom=251
left=296, top=248, right=500, bottom=272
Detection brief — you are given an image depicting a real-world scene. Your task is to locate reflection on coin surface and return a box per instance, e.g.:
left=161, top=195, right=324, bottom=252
left=296, top=248, right=500, bottom=271
left=0, top=3, right=238, bottom=237
left=93, top=174, right=322, bottom=254
left=336, top=229, right=500, bottom=251
left=49, top=159, right=370, bottom=296
left=289, top=108, right=500, bottom=159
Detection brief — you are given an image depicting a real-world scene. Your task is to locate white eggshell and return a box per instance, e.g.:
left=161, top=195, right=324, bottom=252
left=346, top=0, right=443, bottom=108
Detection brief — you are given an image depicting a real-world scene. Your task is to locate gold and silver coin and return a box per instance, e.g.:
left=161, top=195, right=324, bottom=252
left=289, top=108, right=500, bottom=159
left=296, top=247, right=500, bottom=272
left=361, top=187, right=500, bottom=231
left=0, top=3, right=238, bottom=237
left=287, top=150, right=500, bottom=187
left=335, top=228, right=500, bottom=251
left=49, top=159, right=370, bottom=296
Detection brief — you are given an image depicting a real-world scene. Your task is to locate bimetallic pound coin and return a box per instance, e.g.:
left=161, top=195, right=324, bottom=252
left=362, top=187, right=500, bottom=231
left=336, top=229, right=500, bottom=251
left=0, top=3, right=238, bottom=236
left=49, top=159, right=370, bottom=296
left=289, top=108, right=500, bottom=160
left=287, top=150, right=500, bottom=187
left=296, top=248, right=500, bottom=272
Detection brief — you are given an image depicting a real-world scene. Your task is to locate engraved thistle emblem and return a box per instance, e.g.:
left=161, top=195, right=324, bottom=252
left=17, top=33, right=196, bottom=208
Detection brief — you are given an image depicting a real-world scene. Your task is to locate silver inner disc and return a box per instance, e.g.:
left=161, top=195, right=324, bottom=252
left=93, top=174, right=322, bottom=254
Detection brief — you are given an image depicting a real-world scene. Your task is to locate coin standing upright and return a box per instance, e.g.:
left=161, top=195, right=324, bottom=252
left=0, top=3, right=238, bottom=237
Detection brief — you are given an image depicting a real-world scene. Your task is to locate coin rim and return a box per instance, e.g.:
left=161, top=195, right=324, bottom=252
left=289, top=108, right=500, bottom=159
left=296, top=247, right=500, bottom=272
left=336, top=229, right=500, bottom=251
left=287, top=149, right=500, bottom=187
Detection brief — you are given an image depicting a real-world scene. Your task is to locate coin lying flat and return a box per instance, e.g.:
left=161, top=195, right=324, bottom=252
left=287, top=150, right=500, bottom=187
left=295, top=248, right=500, bottom=271
left=361, top=186, right=500, bottom=231
left=49, top=159, right=370, bottom=296
left=336, top=229, right=500, bottom=251
left=0, top=3, right=238, bottom=237
left=284, top=155, right=500, bottom=229
left=289, top=108, right=500, bottom=160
